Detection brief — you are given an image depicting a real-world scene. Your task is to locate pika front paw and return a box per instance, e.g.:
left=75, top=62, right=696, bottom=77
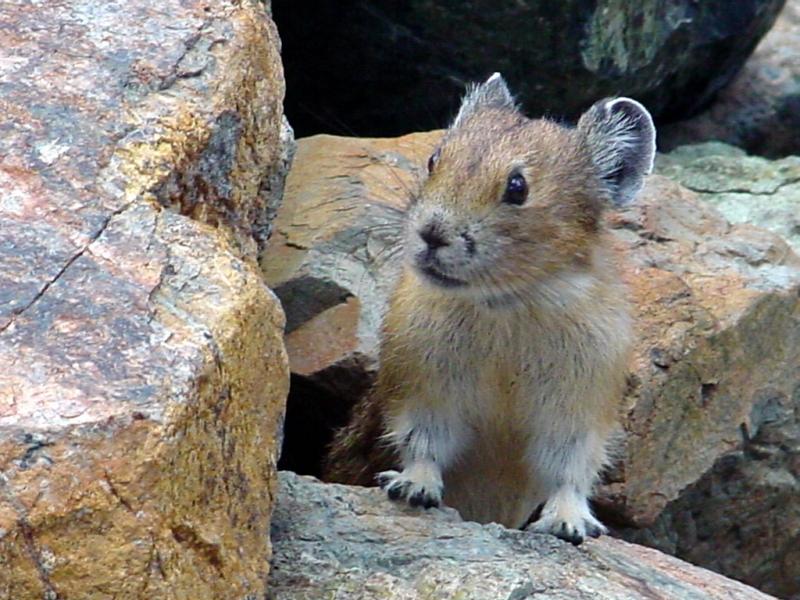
left=529, top=514, right=606, bottom=546
left=527, top=489, right=607, bottom=546
left=376, top=463, right=443, bottom=509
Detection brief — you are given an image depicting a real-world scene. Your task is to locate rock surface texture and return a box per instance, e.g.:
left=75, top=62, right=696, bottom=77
left=274, top=0, right=785, bottom=137
left=656, top=142, right=800, bottom=253
left=624, top=146, right=800, bottom=600
left=263, top=132, right=800, bottom=597
left=0, top=1, right=290, bottom=598
left=661, top=0, right=800, bottom=158
left=269, top=472, right=775, bottom=600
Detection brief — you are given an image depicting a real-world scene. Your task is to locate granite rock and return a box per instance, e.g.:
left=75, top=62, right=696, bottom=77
left=0, top=1, right=290, bottom=598
left=655, top=142, right=800, bottom=253
left=268, top=471, right=775, bottom=600
left=611, top=141, right=800, bottom=599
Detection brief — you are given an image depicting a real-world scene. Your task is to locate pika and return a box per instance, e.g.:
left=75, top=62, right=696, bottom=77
left=323, top=73, right=655, bottom=545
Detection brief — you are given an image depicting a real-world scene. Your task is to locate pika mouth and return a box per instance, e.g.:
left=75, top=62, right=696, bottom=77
left=417, top=264, right=467, bottom=288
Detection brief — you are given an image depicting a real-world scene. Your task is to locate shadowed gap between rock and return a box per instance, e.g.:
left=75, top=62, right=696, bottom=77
left=277, top=374, right=354, bottom=477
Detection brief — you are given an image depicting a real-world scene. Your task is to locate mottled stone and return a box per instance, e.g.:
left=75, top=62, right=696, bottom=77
left=660, top=0, right=800, bottom=158
left=274, top=0, right=784, bottom=137
left=655, top=142, right=800, bottom=253
left=601, top=174, right=800, bottom=528
left=263, top=131, right=800, bottom=597
left=608, top=141, right=800, bottom=599
left=268, top=472, right=775, bottom=600
left=0, top=1, right=290, bottom=598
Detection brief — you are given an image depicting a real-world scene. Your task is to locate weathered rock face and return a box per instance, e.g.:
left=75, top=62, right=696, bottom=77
left=269, top=472, right=775, bottom=600
left=660, top=0, right=800, bottom=158
left=620, top=144, right=800, bottom=600
left=621, top=418, right=800, bottom=600
left=263, top=131, right=800, bottom=596
left=274, top=0, right=784, bottom=137
left=655, top=142, right=800, bottom=253
left=0, top=1, right=290, bottom=598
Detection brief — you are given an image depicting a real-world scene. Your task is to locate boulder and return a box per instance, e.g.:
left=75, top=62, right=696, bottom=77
left=617, top=140, right=800, bottom=600
left=274, top=0, right=784, bottom=137
left=0, top=1, right=290, bottom=598
left=263, top=131, right=800, bottom=596
left=268, top=471, right=775, bottom=599
left=660, top=0, right=800, bottom=158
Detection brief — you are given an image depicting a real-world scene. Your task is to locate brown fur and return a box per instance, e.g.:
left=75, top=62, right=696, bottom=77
left=323, top=79, right=653, bottom=541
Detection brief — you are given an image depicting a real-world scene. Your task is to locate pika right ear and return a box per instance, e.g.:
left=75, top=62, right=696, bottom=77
left=451, top=72, right=516, bottom=129
left=578, top=97, right=656, bottom=206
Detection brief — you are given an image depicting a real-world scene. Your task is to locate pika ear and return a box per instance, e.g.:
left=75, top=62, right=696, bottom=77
left=451, top=72, right=516, bottom=129
left=578, top=97, right=656, bottom=206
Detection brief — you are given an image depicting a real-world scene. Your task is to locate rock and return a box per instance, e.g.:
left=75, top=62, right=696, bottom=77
left=601, top=173, right=800, bottom=529
left=655, top=142, right=800, bottom=253
left=263, top=131, right=800, bottom=597
left=0, top=1, right=290, bottom=598
left=274, top=0, right=784, bottom=137
left=268, top=471, right=775, bottom=599
left=620, top=424, right=800, bottom=600
left=263, top=133, right=436, bottom=475
left=660, top=0, right=800, bottom=158
left=614, top=144, right=800, bottom=600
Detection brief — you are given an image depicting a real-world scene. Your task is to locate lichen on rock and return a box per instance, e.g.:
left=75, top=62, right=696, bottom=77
left=655, top=142, right=800, bottom=253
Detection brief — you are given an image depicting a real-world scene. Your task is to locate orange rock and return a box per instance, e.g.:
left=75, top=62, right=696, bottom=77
left=0, top=1, right=290, bottom=598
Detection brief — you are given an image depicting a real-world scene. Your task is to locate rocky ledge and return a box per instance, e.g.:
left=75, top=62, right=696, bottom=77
left=269, top=472, right=774, bottom=600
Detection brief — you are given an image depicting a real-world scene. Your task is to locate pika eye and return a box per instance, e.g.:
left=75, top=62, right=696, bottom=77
left=503, top=172, right=528, bottom=205
left=427, top=148, right=441, bottom=174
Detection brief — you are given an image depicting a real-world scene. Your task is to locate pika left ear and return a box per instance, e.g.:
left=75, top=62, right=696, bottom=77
left=451, top=72, right=516, bottom=129
left=578, top=97, right=656, bottom=206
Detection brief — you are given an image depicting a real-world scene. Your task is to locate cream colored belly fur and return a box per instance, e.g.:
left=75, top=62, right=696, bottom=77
left=443, top=427, right=542, bottom=528
left=439, top=346, right=618, bottom=529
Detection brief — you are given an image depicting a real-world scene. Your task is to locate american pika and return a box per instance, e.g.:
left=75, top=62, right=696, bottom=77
left=324, top=73, right=655, bottom=545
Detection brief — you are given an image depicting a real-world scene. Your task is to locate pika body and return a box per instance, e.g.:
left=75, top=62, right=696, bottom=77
left=324, top=73, right=655, bottom=545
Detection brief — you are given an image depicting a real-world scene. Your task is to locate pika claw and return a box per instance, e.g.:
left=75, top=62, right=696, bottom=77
left=585, top=521, right=604, bottom=539
left=556, top=522, right=584, bottom=546
left=387, top=480, right=410, bottom=500
left=409, top=488, right=440, bottom=508
left=375, top=470, right=399, bottom=488
left=526, top=498, right=607, bottom=547
left=377, top=468, right=442, bottom=509
left=529, top=517, right=586, bottom=546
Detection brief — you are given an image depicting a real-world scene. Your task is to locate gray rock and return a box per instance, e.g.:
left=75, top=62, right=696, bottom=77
left=274, top=0, right=784, bottom=137
left=0, top=0, right=290, bottom=596
left=656, top=142, right=800, bottom=253
left=268, top=472, right=775, bottom=600
left=621, top=398, right=800, bottom=599
left=259, top=116, right=297, bottom=261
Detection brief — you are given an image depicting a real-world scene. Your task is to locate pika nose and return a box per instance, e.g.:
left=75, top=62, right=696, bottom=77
left=419, top=224, right=449, bottom=251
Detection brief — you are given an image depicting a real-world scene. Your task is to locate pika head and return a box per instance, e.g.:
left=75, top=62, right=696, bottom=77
left=406, top=73, right=655, bottom=306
